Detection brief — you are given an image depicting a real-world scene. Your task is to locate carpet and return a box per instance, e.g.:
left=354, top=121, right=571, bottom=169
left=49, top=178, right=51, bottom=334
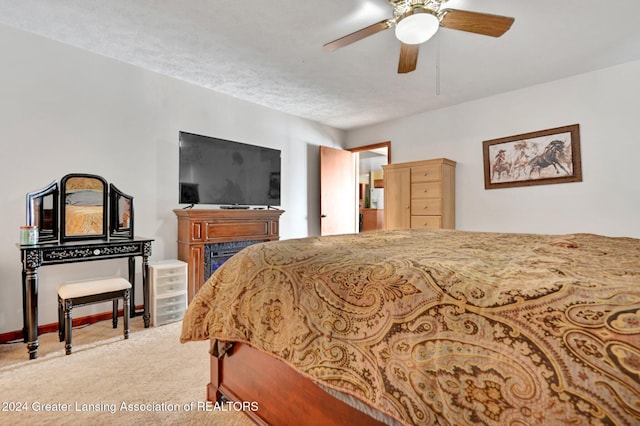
left=0, top=321, right=253, bottom=426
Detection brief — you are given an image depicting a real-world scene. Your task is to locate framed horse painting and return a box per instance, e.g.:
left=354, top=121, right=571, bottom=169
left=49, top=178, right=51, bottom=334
left=483, top=124, right=582, bottom=189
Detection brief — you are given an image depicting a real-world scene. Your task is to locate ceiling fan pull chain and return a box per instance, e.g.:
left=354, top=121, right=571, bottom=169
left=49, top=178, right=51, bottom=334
left=436, top=33, right=441, bottom=96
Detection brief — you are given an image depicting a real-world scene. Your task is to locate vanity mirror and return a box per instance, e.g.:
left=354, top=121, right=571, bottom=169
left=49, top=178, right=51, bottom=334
left=60, top=173, right=108, bottom=242
left=25, top=173, right=135, bottom=244
left=25, top=180, right=59, bottom=243
left=109, top=184, right=134, bottom=239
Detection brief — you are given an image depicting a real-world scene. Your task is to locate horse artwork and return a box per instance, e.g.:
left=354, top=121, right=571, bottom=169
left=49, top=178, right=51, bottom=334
left=483, top=124, right=582, bottom=189
left=528, top=140, right=572, bottom=178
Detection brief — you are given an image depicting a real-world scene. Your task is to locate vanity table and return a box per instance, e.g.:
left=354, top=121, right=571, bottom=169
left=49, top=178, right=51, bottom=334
left=20, top=173, right=151, bottom=359
left=20, top=237, right=153, bottom=359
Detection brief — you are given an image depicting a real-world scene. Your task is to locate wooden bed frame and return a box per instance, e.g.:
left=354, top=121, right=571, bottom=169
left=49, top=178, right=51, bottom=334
left=208, top=342, right=387, bottom=426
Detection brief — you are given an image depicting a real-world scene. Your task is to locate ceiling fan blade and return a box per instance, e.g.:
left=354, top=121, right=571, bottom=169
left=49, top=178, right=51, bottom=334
left=398, top=43, right=419, bottom=74
left=323, top=19, right=392, bottom=52
left=440, top=9, right=514, bottom=37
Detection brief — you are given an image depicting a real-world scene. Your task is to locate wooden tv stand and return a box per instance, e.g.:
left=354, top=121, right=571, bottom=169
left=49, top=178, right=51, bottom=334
left=174, top=209, right=284, bottom=301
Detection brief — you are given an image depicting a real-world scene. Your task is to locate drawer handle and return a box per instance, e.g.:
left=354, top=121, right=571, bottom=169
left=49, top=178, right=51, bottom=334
left=423, top=206, right=428, bottom=209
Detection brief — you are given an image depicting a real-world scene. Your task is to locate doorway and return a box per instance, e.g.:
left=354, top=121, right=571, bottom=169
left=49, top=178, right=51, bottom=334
left=350, top=142, right=390, bottom=232
left=319, top=142, right=390, bottom=236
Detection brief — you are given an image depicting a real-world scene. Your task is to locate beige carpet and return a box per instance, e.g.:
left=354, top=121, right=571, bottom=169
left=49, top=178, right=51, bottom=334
left=0, top=319, right=254, bottom=425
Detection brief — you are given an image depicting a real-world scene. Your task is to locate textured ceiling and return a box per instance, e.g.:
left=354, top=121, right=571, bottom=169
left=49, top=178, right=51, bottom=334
left=1, top=0, right=640, bottom=130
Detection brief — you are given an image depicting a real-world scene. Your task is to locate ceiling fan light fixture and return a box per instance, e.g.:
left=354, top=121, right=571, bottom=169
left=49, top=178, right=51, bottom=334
left=395, top=9, right=439, bottom=45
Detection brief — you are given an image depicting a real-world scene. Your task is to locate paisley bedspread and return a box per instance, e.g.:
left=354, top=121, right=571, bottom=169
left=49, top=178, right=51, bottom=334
left=180, top=229, right=640, bottom=425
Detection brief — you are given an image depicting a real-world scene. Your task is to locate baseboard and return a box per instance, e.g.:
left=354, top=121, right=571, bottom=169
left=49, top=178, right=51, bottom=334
left=0, top=304, right=144, bottom=344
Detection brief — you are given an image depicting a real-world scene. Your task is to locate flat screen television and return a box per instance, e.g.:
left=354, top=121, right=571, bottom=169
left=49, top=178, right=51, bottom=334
left=178, top=131, right=281, bottom=207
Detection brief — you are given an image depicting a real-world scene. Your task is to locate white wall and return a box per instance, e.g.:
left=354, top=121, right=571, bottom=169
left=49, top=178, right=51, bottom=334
left=346, top=60, right=640, bottom=238
left=0, top=24, right=344, bottom=335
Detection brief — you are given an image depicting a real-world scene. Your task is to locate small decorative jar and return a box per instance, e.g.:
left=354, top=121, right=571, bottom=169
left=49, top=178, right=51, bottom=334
left=20, top=225, right=38, bottom=245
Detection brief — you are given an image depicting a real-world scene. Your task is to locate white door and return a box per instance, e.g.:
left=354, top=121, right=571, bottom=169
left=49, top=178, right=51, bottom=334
left=319, top=146, right=356, bottom=235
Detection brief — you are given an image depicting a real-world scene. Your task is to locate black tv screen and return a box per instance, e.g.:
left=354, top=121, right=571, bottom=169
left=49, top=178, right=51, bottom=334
left=178, top=131, right=281, bottom=207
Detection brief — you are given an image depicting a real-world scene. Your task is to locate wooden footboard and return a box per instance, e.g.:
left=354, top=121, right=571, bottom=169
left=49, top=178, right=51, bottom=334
left=208, top=342, right=386, bottom=426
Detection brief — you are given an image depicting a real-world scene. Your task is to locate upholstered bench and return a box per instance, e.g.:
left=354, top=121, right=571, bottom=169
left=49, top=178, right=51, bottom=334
left=57, top=277, right=131, bottom=355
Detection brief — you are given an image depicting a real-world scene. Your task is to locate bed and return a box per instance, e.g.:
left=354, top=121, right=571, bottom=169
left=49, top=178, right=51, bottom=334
left=180, top=229, right=640, bottom=425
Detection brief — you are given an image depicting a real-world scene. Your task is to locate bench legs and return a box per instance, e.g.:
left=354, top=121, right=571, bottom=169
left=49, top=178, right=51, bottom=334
left=112, top=300, right=118, bottom=328
left=57, top=288, right=131, bottom=355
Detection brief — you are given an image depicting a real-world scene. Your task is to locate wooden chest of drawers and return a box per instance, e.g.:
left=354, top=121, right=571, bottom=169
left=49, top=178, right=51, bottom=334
left=383, top=158, right=456, bottom=230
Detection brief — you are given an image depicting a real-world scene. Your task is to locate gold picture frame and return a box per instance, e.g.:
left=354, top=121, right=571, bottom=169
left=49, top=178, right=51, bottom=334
left=483, top=124, right=582, bottom=189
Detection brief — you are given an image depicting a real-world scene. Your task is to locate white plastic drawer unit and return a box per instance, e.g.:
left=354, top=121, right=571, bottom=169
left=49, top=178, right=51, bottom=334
left=150, top=260, right=188, bottom=326
left=155, top=273, right=185, bottom=295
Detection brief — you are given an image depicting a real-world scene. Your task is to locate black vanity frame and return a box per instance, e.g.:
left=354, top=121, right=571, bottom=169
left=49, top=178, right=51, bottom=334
left=26, top=173, right=135, bottom=244
left=26, top=180, right=59, bottom=243
left=20, top=174, right=148, bottom=360
left=59, top=173, right=109, bottom=242
left=109, top=184, right=134, bottom=239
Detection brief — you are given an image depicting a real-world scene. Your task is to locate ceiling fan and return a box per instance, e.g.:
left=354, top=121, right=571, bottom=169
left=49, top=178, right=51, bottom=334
left=323, top=0, right=515, bottom=73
